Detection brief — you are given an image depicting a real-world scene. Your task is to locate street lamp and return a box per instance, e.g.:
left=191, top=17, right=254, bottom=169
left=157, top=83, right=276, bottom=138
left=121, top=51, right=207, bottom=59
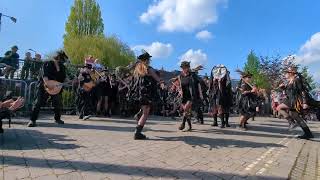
left=0, top=13, right=17, bottom=32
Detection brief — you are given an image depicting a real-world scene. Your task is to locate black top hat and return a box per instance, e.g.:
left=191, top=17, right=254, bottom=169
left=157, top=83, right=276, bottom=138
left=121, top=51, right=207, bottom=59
left=137, top=52, right=152, bottom=61
left=180, top=61, right=190, bottom=68
left=11, top=45, right=18, bottom=50
left=242, top=72, right=253, bottom=78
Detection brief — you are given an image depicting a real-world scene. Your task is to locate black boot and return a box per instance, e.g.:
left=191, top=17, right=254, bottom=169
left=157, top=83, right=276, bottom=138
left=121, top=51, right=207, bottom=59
left=212, top=114, right=218, bottom=126
left=298, top=127, right=314, bottom=140
left=225, top=113, right=231, bottom=127
left=179, top=117, right=187, bottom=130
left=27, top=120, right=37, bottom=127
left=186, top=117, right=192, bottom=131
left=55, top=119, right=65, bottom=124
left=0, top=120, right=3, bottom=133
left=220, top=115, right=225, bottom=128
left=134, top=125, right=146, bottom=140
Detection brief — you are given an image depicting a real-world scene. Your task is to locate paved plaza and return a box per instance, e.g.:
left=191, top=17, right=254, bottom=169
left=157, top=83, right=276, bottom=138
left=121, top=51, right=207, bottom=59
left=1, top=115, right=320, bottom=180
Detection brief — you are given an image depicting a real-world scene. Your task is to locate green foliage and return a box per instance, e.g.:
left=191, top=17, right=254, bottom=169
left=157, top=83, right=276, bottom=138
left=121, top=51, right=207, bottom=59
left=64, top=35, right=135, bottom=67
left=244, top=51, right=270, bottom=89
left=300, top=66, right=316, bottom=90
left=63, top=0, right=134, bottom=68
left=260, top=55, right=283, bottom=89
left=62, top=89, right=76, bottom=108
left=65, top=0, right=104, bottom=38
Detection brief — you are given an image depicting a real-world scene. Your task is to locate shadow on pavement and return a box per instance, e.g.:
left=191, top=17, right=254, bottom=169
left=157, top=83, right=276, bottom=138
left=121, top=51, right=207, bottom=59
left=0, top=129, right=82, bottom=150
left=2, top=155, right=287, bottom=180
left=151, top=136, right=285, bottom=150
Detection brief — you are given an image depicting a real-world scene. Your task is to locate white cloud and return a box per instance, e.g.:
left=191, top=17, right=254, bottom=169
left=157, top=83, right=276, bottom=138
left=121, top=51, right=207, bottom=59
left=296, top=32, right=320, bottom=64
left=196, top=30, right=213, bottom=41
left=140, top=0, right=227, bottom=32
left=179, top=49, right=208, bottom=68
left=132, top=42, right=173, bottom=59
left=295, top=32, right=320, bottom=82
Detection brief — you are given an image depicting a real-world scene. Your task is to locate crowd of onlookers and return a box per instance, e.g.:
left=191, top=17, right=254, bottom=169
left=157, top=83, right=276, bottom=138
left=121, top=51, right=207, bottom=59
left=0, top=45, right=42, bottom=80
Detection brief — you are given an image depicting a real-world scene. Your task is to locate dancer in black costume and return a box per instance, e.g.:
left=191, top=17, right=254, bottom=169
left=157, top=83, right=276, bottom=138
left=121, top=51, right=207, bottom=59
left=178, top=61, right=203, bottom=131
left=130, top=51, right=161, bottom=140
left=209, top=65, right=233, bottom=128
left=276, top=66, right=314, bottom=139
left=236, top=71, right=259, bottom=130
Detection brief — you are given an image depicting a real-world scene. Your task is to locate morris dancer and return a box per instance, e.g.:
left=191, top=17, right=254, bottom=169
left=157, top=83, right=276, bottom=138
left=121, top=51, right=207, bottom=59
left=178, top=61, right=203, bottom=131
left=209, top=65, right=233, bottom=128
left=130, top=51, right=161, bottom=140
left=236, top=70, right=259, bottom=130
left=276, top=66, right=314, bottom=139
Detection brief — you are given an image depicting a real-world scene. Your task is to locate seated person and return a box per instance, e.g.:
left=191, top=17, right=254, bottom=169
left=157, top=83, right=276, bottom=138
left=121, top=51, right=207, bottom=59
left=1, top=46, right=20, bottom=79
left=0, top=97, right=24, bottom=133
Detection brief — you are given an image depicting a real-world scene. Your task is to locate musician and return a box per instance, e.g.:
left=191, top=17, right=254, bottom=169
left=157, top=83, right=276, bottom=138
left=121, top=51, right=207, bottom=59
left=209, top=65, right=233, bottom=128
left=77, top=64, right=97, bottom=120
left=130, top=51, right=161, bottom=140
left=1, top=45, right=19, bottom=79
left=276, top=66, right=314, bottom=139
left=236, top=71, right=259, bottom=130
left=96, top=69, right=111, bottom=117
left=27, top=50, right=68, bottom=127
left=178, top=61, right=203, bottom=131
left=108, top=73, right=119, bottom=116
left=20, top=52, right=33, bottom=80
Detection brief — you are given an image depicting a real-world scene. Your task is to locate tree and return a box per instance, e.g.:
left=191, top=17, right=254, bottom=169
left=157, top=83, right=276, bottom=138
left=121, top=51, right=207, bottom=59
left=300, top=66, right=316, bottom=90
left=64, top=35, right=135, bottom=67
left=244, top=51, right=269, bottom=89
left=63, top=0, right=134, bottom=67
left=260, top=55, right=283, bottom=89
left=64, top=0, right=104, bottom=39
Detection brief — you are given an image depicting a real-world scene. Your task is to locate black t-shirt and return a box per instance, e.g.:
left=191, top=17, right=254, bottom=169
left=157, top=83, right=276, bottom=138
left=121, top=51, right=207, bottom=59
left=43, top=61, right=66, bottom=83
left=3, top=51, right=19, bottom=69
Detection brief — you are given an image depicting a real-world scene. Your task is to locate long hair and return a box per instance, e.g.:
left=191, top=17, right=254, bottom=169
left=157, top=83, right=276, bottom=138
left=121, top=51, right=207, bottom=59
left=134, top=61, right=148, bottom=77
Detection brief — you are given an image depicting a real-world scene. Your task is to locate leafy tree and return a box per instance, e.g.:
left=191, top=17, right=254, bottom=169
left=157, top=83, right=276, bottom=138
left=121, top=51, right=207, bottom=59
left=260, top=55, right=283, bottom=89
left=300, top=66, right=316, bottom=90
left=63, top=0, right=134, bottom=67
left=64, top=0, right=104, bottom=38
left=244, top=51, right=269, bottom=89
left=64, top=35, right=135, bottom=67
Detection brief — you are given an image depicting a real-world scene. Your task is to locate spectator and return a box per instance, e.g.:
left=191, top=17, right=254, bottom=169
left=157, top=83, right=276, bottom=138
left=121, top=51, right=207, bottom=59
left=30, top=54, right=43, bottom=80
left=0, top=97, right=25, bottom=133
left=20, top=52, right=33, bottom=80
left=1, top=45, right=20, bottom=79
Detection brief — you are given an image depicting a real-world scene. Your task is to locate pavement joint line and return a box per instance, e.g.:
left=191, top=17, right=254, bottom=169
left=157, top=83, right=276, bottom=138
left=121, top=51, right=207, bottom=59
left=244, top=134, right=294, bottom=174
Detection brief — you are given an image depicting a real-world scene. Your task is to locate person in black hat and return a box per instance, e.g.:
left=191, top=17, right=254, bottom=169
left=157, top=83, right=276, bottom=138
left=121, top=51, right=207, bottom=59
left=236, top=71, right=259, bottom=130
left=28, top=50, right=68, bottom=127
left=177, top=61, right=203, bottom=131
left=276, top=66, right=314, bottom=139
left=128, top=51, right=162, bottom=140
left=1, top=45, right=19, bottom=79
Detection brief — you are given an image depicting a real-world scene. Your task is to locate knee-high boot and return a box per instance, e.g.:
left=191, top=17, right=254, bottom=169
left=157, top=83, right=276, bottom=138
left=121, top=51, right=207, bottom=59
left=212, top=114, right=218, bottom=126
left=220, top=114, right=225, bottom=128
left=179, top=116, right=187, bottom=130
left=225, top=113, right=231, bottom=127
left=134, top=125, right=146, bottom=140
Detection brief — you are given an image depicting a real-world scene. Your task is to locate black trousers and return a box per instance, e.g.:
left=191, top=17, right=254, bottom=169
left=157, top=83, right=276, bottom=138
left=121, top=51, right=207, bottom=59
left=30, top=85, right=62, bottom=122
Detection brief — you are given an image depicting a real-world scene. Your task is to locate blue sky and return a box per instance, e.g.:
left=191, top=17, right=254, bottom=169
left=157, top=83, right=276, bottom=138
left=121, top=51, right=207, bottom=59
left=1, top=0, right=320, bottom=80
